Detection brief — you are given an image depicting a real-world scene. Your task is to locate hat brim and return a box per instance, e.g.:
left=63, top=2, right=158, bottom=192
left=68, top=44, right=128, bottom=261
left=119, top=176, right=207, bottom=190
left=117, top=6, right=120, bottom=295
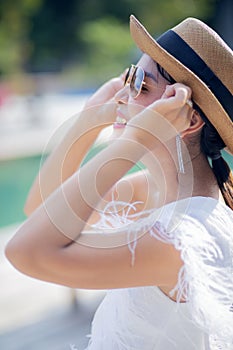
left=130, top=15, right=233, bottom=154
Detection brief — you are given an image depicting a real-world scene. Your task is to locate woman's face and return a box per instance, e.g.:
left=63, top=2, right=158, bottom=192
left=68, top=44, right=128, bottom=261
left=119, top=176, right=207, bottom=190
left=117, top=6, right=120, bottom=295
left=114, top=54, right=170, bottom=127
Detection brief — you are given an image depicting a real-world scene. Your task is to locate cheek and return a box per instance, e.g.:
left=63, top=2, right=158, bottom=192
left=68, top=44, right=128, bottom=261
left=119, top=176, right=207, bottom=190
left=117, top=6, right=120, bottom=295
left=127, top=89, right=166, bottom=118
left=127, top=101, right=144, bottom=118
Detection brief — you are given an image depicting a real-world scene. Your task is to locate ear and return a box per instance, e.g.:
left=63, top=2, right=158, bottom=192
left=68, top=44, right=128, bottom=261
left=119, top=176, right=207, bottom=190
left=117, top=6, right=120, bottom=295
left=181, top=110, right=205, bottom=138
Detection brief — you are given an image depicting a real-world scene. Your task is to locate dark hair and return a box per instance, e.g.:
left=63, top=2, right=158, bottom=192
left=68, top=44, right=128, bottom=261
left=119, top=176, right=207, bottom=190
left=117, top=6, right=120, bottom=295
left=157, top=63, right=233, bottom=210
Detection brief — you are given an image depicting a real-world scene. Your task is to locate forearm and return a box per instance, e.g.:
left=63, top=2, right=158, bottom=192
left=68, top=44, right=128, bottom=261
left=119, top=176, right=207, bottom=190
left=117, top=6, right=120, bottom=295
left=10, top=129, right=147, bottom=254
left=50, top=133, right=147, bottom=246
left=24, top=103, right=115, bottom=215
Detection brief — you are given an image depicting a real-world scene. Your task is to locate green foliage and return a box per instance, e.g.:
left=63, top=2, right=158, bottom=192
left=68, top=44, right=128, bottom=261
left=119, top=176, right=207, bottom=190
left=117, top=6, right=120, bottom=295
left=0, top=0, right=42, bottom=76
left=80, top=17, right=134, bottom=81
left=0, top=0, right=218, bottom=79
left=136, top=0, right=216, bottom=33
left=27, top=0, right=81, bottom=72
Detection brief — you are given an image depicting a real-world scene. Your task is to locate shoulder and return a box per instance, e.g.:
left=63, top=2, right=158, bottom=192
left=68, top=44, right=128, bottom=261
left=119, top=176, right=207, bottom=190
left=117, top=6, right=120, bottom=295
left=159, top=196, right=233, bottom=229
left=183, top=197, right=233, bottom=234
left=162, top=197, right=233, bottom=335
left=117, top=169, right=158, bottom=198
left=84, top=169, right=156, bottom=228
left=158, top=196, right=233, bottom=268
left=149, top=196, right=233, bottom=256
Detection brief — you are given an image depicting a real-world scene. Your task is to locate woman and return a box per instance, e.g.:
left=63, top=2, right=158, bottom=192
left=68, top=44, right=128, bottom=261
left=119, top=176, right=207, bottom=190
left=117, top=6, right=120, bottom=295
left=5, top=15, right=233, bottom=349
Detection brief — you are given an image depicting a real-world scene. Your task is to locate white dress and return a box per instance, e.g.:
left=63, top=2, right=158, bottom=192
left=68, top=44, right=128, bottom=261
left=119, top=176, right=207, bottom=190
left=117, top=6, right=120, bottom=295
left=85, top=197, right=233, bottom=349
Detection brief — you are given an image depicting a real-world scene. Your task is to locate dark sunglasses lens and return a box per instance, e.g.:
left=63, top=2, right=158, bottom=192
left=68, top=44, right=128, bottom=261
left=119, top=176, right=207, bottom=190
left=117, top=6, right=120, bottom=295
left=124, top=68, right=131, bottom=85
left=124, top=66, right=135, bottom=86
left=131, top=67, right=144, bottom=98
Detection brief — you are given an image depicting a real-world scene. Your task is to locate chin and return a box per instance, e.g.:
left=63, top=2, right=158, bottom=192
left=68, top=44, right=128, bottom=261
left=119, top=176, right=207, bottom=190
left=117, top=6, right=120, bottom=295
left=111, top=124, right=126, bottom=138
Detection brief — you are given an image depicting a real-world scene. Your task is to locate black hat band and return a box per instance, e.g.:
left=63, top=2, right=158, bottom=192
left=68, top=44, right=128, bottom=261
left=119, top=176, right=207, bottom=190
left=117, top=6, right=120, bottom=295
left=157, top=30, right=233, bottom=121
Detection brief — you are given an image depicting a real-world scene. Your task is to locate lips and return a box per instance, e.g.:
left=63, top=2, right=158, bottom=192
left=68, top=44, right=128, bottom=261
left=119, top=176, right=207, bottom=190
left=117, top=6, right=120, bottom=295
left=116, top=116, right=127, bottom=124
left=113, top=116, right=127, bottom=129
left=113, top=109, right=128, bottom=129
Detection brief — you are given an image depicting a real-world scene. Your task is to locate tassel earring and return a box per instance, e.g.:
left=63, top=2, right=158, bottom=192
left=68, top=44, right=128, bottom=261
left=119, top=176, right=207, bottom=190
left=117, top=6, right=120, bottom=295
left=176, top=134, right=185, bottom=174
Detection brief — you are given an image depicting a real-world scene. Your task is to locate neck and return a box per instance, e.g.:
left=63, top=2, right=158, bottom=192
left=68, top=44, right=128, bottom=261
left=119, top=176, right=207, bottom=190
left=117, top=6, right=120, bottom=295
left=186, top=151, right=221, bottom=200
left=141, top=145, right=220, bottom=207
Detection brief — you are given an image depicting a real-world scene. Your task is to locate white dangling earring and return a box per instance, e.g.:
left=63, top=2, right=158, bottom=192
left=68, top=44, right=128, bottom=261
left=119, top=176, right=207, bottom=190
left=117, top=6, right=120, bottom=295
left=176, top=134, right=185, bottom=174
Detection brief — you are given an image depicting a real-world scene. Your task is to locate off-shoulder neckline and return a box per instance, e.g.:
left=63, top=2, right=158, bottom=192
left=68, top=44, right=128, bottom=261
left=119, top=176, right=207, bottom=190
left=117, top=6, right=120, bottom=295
left=164, top=196, right=228, bottom=209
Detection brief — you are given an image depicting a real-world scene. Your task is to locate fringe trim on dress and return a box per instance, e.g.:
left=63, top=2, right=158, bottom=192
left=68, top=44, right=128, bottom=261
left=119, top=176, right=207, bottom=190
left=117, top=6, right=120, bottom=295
left=91, top=196, right=233, bottom=349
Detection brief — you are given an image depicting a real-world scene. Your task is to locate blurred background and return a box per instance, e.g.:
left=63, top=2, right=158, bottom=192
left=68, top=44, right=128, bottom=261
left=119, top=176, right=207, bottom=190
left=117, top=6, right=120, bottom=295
left=0, top=0, right=232, bottom=349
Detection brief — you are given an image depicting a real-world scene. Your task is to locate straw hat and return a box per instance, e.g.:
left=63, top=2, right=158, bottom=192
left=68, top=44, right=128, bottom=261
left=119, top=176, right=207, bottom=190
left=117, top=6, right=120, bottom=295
left=130, top=15, right=233, bottom=154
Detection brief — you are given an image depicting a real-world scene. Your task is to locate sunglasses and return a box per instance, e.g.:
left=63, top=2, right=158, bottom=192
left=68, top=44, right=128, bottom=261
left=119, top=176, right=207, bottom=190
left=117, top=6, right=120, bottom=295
left=124, top=65, right=148, bottom=99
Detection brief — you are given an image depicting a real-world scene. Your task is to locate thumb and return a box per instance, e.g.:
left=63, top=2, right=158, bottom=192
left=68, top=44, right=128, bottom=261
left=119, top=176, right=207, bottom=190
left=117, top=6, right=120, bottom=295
left=151, top=84, right=191, bottom=113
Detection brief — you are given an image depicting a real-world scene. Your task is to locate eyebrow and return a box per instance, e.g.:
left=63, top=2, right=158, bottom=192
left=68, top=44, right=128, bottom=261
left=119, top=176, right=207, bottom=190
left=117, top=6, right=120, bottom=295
left=144, top=71, right=158, bottom=83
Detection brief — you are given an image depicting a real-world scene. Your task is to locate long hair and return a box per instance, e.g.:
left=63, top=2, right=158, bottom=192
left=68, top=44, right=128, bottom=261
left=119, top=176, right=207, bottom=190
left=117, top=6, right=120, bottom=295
left=157, top=63, right=233, bottom=210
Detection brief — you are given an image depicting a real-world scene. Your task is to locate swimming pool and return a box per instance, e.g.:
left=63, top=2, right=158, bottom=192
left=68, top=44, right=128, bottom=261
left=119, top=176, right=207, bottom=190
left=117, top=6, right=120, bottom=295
left=0, top=151, right=232, bottom=228
left=0, top=147, right=101, bottom=228
left=0, top=154, right=44, bottom=227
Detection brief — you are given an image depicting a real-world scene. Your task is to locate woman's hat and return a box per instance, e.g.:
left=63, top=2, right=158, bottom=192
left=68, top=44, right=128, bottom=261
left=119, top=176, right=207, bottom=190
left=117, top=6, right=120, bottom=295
left=130, top=15, right=233, bottom=154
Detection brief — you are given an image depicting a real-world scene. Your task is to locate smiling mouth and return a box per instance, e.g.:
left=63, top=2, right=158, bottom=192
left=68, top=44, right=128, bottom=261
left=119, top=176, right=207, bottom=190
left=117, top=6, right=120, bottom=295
left=113, top=116, right=127, bottom=129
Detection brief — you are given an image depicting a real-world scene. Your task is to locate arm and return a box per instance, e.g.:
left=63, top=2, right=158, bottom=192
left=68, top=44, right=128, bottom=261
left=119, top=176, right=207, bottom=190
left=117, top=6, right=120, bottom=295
left=24, top=76, right=124, bottom=216
left=5, top=113, right=181, bottom=289
left=5, top=84, right=191, bottom=289
left=5, top=133, right=183, bottom=289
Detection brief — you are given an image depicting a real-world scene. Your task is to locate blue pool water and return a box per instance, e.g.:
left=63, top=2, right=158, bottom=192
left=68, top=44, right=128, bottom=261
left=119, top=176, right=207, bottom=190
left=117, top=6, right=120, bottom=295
left=0, top=151, right=232, bottom=228
left=0, top=154, right=45, bottom=227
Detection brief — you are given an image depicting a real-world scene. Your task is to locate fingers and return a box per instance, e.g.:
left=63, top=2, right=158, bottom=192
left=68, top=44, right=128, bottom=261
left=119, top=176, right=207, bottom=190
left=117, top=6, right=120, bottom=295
left=185, top=99, right=193, bottom=109
left=85, top=76, right=124, bottom=108
left=164, top=83, right=192, bottom=107
left=150, top=83, right=192, bottom=116
left=120, top=67, right=129, bottom=81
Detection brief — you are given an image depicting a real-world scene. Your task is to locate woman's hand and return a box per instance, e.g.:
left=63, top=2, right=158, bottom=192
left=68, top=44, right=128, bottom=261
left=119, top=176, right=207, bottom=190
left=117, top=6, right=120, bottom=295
left=24, top=72, right=126, bottom=216
left=152, top=83, right=193, bottom=123
left=78, top=72, right=126, bottom=133
left=125, top=83, right=193, bottom=149
left=84, top=73, right=126, bottom=109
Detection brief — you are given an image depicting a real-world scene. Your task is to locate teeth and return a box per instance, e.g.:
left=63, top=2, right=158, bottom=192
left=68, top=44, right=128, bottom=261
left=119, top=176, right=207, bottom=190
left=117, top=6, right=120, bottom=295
left=116, top=116, right=127, bottom=124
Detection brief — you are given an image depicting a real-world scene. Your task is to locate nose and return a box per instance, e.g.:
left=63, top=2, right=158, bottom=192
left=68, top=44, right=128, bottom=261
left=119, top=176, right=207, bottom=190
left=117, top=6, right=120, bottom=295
left=114, top=84, right=130, bottom=104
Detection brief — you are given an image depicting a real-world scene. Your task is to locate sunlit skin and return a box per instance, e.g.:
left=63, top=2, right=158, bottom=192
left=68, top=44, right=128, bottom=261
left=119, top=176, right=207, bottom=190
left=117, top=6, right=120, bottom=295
left=111, top=55, right=178, bottom=212
left=111, top=55, right=177, bottom=178
left=111, top=55, right=197, bottom=207
left=111, top=54, right=223, bottom=298
left=116, top=55, right=169, bottom=114
left=112, top=54, right=195, bottom=152
left=111, top=55, right=169, bottom=139
left=5, top=52, right=224, bottom=302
